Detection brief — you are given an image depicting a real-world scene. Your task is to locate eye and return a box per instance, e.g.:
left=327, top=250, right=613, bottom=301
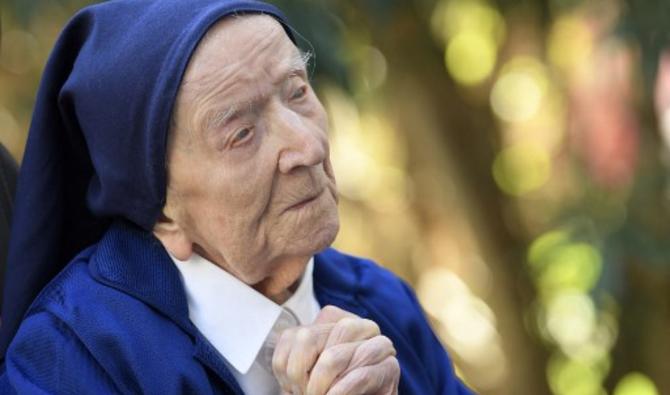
left=290, top=85, right=308, bottom=101
left=230, top=127, right=253, bottom=147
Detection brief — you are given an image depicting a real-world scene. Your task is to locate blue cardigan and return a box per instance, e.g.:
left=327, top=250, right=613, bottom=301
left=0, top=221, right=473, bottom=394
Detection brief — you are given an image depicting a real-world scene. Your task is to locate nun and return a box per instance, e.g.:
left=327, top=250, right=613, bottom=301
left=0, top=1, right=473, bottom=394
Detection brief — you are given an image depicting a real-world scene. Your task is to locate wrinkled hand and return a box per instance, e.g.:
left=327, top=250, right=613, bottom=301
left=272, top=305, right=400, bottom=395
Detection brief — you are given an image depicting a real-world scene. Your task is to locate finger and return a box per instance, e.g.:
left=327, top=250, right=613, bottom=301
left=273, top=328, right=297, bottom=393
left=324, top=317, right=380, bottom=349
left=305, top=341, right=361, bottom=395
left=314, top=305, right=357, bottom=325
left=341, top=335, right=396, bottom=376
left=325, top=356, right=400, bottom=395
left=285, top=325, right=335, bottom=391
left=309, top=336, right=395, bottom=395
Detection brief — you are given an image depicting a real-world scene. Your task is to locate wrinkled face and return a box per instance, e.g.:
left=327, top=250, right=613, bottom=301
left=159, top=15, right=339, bottom=299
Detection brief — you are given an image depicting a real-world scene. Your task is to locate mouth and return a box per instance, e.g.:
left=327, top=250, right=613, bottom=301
left=286, top=189, right=323, bottom=211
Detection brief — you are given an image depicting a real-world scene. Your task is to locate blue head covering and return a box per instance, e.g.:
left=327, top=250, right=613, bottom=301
left=0, top=0, right=294, bottom=357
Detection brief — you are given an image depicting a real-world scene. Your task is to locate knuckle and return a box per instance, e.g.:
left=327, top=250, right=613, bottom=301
left=329, top=318, right=357, bottom=342
left=338, top=317, right=357, bottom=328
left=322, top=305, right=341, bottom=315
left=387, top=356, right=401, bottom=374
left=319, top=347, right=340, bottom=369
left=377, top=335, right=396, bottom=353
left=362, top=319, right=381, bottom=334
left=278, top=327, right=296, bottom=344
left=319, top=343, right=352, bottom=371
left=295, top=327, right=312, bottom=343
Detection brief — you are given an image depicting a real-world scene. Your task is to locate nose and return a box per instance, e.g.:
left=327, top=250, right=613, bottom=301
left=275, top=108, right=327, bottom=174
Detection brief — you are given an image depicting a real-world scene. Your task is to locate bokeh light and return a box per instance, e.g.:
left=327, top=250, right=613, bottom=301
left=352, top=46, right=388, bottom=91
left=547, top=15, right=593, bottom=75
left=446, top=32, right=497, bottom=86
left=432, top=0, right=506, bottom=44
left=417, top=266, right=507, bottom=389
left=545, top=291, right=596, bottom=350
left=528, top=231, right=603, bottom=294
left=613, top=372, right=660, bottom=395
left=433, top=0, right=505, bottom=86
left=537, top=242, right=602, bottom=294
left=492, top=143, right=551, bottom=195
left=491, top=57, right=549, bottom=123
left=324, top=87, right=410, bottom=211
left=547, top=354, right=606, bottom=395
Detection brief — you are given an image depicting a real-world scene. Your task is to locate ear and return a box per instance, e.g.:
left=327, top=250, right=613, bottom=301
left=153, top=207, right=193, bottom=261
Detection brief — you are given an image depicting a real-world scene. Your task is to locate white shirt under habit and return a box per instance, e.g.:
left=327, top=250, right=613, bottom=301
left=172, top=253, right=321, bottom=395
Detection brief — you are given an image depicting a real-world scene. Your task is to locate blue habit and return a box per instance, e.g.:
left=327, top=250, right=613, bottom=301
left=0, top=221, right=473, bottom=394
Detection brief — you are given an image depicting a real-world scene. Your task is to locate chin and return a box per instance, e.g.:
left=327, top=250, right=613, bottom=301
left=312, top=217, right=339, bottom=252
left=295, top=210, right=340, bottom=255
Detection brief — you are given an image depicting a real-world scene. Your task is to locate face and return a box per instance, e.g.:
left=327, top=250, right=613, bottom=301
left=155, top=15, right=339, bottom=300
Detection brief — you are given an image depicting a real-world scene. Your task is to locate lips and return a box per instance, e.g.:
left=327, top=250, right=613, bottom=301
left=286, top=189, right=322, bottom=211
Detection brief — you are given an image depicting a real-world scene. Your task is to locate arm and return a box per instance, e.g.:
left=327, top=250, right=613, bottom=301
left=1, top=311, right=120, bottom=394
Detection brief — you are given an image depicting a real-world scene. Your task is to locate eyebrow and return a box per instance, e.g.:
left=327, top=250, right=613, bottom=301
left=204, top=50, right=313, bottom=131
left=292, top=50, right=313, bottom=77
left=206, top=105, right=238, bottom=131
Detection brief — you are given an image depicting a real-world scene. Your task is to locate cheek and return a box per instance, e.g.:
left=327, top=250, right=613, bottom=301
left=230, top=152, right=277, bottom=209
left=312, top=96, right=329, bottom=131
left=201, top=155, right=277, bottom=244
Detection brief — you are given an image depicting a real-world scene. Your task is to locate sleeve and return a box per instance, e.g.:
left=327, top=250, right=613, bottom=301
left=397, top=280, right=476, bottom=395
left=1, top=311, right=121, bottom=394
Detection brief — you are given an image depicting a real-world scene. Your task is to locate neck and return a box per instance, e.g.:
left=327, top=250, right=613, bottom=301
left=252, top=256, right=309, bottom=304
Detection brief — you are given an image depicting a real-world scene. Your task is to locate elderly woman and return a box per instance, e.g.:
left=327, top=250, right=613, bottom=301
left=0, top=1, right=472, bottom=394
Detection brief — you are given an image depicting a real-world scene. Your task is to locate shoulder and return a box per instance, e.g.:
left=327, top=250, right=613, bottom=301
left=25, top=244, right=150, bottom=327
left=27, top=245, right=102, bottom=318
left=3, top=247, right=124, bottom=391
left=314, top=248, right=427, bottom=341
left=316, top=248, right=475, bottom=394
left=5, top=237, right=203, bottom=393
left=315, top=247, right=415, bottom=309
left=24, top=221, right=187, bottom=340
left=19, top=236, right=190, bottom=352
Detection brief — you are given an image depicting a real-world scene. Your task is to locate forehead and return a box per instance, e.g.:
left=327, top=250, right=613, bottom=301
left=182, top=14, right=297, bottom=90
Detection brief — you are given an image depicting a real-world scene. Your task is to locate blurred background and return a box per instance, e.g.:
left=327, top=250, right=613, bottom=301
left=2, top=0, right=669, bottom=394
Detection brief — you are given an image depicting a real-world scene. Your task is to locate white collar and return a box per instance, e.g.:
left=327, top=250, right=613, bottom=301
left=171, top=253, right=317, bottom=374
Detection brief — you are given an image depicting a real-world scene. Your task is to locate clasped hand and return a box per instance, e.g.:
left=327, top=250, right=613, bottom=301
left=272, top=305, right=400, bottom=395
